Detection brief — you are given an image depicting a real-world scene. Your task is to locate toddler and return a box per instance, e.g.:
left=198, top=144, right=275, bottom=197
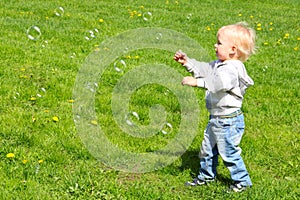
left=174, top=22, right=256, bottom=192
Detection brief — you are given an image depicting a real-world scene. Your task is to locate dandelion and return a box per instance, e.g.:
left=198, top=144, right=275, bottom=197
left=91, top=120, right=98, bottom=125
left=206, top=26, right=211, bottom=31
left=276, top=39, right=281, bottom=45
left=269, top=22, right=273, bottom=25
left=297, top=37, right=300, bottom=41
left=20, top=67, right=26, bottom=71
left=68, top=99, right=75, bottom=103
left=20, top=75, right=29, bottom=79
left=6, top=153, right=15, bottom=158
left=238, top=13, right=242, bottom=17
left=250, top=15, right=254, bottom=19
left=257, top=27, right=262, bottom=31
left=52, top=116, right=59, bottom=122
left=294, top=47, right=299, bottom=51
left=134, top=55, right=140, bottom=59
left=269, top=28, right=273, bottom=31
left=22, top=159, right=28, bottom=164
left=99, top=18, right=104, bottom=23
left=30, top=97, right=36, bottom=101
left=284, top=33, right=289, bottom=39
left=264, top=42, right=269, bottom=46
left=38, top=159, right=44, bottom=164
left=44, top=109, right=50, bottom=113
left=140, top=6, right=144, bottom=9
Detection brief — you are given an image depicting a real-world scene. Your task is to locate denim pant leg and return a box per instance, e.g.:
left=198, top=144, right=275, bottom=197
left=211, top=114, right=252, bottom=186
left=198, top=122, right=219, bottom=180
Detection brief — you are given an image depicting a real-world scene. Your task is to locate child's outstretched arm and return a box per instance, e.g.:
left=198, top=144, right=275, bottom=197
left=174, top=50, right=210, bottom=78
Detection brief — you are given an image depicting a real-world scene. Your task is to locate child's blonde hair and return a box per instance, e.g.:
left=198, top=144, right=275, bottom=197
left=218, top=22, right=256, bottom=62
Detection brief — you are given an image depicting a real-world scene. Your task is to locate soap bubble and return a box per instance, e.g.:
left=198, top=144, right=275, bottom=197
left=41, top=40, right=48, bottom=48
left=54, top=6, right=64, bottom=17
left=114, top=59, right=126, bottom=72
left=26, top=26, right=41, bottom=41
left=161, top=122, right=173, bottom=134
left=143, top=12, right=152, bottom=21
left=84, top=29, right=99, bottom=40
left=70, top=52, right=76, bottom=59
left=86, top=82, right=96, bottom=93
left=125, top=111, right=140, bottom=126
left=13, top=92, right=20, bottom=99
left=156, top=33, right=162, bottom=40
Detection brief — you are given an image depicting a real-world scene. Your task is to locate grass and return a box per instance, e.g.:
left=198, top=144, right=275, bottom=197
left=0, top=0, right=299, bottom=199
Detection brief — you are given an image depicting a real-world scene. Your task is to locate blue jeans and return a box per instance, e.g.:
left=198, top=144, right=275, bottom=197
left=197, top=113, right=252, bottom=187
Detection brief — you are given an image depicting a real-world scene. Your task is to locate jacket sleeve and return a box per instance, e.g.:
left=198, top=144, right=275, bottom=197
left=183, top=58, right=210, bottom=78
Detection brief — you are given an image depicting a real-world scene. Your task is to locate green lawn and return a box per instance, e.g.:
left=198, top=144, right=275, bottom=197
left=0, top=0, right=299, bottom=199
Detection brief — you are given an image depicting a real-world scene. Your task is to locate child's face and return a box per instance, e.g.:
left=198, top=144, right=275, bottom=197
left=214, top=30, right=237, bottom=61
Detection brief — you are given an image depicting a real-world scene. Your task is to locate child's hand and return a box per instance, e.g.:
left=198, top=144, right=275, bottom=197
left=181, top=76, right=197, bottom=87
left=174, top=50, right=187, bottom=65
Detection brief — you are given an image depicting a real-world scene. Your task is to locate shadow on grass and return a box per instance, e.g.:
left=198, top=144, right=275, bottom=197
left=179, top=150, right=232, bottom=185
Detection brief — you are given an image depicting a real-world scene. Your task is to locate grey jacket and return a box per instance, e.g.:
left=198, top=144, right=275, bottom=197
left=184, top=58, right=254, bottom=115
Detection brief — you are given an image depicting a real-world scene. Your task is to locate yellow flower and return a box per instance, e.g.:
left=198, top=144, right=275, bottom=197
left=38, top=159, right=44, bottom=164
left=297, top=37, right=300, bottom=41
left=140, top=6, right=144, bottom=9
left=20, top=67, right=26, bottom=71
left=22, top=159, right=28, bottom=164
left=250, top=15, right=254, bottom=19
left=91, top=120, right=98, bottom=125
left=68, top=99, right=75, bottom=103
left=6, top=153, right=15, bottom=158
left=263, top=42, right=269, bottom=46
left=206, top=26, right=211, bottom=31
left=276, top=39, right=281, bottom=44
left=20, top=75, right=29, bottom=79
left=256, top=27, right=262, bottom=31
left=257, top=23, right=261, bottom=27
left=269, top=28, right=273, bottom=31
left=30, top=97, right=36, bottom=101
left=238, top=13, right=242, bottom=17
left=44, top=109, right=50, bottom=113
left=294, top=47, right=299, bottom=51
left=134, top=55, right=140, bottom=59
left=284, top=33, right=289, bottom=39
left=269, top=22, right=273, bottom=25
left=99, top=18, right=104, bottom=23
left=126, top=55, right=132, bottom=59
left=52, top=116, right=59, bottom=122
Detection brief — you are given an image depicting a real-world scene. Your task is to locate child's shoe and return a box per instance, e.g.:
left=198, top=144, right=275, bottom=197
left=185, top=177, right=214, bottom=186
left=227, top=182, right=251, bottom=193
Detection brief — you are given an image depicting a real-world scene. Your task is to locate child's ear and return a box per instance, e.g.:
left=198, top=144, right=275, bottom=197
left=229, top=45, right=237, bottom=55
